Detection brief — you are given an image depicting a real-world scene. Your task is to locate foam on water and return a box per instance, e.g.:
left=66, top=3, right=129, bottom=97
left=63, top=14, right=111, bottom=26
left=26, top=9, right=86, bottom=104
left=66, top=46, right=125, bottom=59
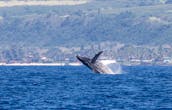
left=100, top=60, right=122, bottom=74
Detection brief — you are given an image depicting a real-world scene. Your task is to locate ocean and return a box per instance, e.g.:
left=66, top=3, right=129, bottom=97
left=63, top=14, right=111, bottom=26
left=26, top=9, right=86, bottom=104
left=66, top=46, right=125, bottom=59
left=0, top=66, right=172, bottom=109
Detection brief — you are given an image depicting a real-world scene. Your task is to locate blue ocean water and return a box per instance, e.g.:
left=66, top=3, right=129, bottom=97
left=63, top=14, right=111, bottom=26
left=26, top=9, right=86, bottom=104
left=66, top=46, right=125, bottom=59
left=0, top=66, right=172, bottom=110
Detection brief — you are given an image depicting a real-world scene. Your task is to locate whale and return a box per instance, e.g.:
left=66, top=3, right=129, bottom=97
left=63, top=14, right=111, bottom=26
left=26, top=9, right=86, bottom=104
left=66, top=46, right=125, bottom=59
left=76, top=51, right=113, bottom=74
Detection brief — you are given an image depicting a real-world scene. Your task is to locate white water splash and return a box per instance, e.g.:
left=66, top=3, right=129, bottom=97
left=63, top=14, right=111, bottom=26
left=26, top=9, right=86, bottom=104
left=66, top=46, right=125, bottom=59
left=100, top=60, right=122, bottom=75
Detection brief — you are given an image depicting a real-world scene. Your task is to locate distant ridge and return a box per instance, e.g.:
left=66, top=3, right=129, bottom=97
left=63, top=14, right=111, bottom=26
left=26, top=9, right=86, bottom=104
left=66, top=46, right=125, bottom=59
left=0, top=0, right=89, bottom=7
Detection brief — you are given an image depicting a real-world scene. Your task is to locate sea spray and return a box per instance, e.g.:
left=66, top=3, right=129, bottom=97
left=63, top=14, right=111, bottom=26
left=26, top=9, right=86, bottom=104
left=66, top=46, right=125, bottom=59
left=100, top=60, right=122, bottom=74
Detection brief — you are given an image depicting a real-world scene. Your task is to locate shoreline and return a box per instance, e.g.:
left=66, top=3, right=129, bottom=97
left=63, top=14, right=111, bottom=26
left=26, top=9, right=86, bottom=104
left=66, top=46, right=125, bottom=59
left=0, top=60, right=117, bottom=66
left=0, top=63, right=172, bottom=66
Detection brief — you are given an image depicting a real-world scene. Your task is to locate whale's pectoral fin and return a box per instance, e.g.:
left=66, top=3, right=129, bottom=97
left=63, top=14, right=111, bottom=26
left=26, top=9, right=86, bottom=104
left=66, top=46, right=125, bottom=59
left=91, top=51, right=103, bottom=63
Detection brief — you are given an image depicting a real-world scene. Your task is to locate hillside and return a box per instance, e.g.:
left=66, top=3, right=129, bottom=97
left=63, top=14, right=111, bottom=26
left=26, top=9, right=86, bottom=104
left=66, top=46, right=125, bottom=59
left=0, top=0, right=89, bottom=7
left=0, top=0, right=172, bottom=64
left=0, top=2, right=172, bottom=47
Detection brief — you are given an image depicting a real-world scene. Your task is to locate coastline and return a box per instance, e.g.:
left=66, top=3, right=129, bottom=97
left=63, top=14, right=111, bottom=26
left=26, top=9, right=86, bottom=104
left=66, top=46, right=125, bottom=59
left=0, top=60, right=170, bottom=66
left=0, top=63, right=172, bottom=66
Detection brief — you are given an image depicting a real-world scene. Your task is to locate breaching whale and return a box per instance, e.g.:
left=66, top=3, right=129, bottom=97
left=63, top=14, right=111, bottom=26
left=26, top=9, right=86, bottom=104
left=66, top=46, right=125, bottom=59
left=76, top=51, right=113, bottom=74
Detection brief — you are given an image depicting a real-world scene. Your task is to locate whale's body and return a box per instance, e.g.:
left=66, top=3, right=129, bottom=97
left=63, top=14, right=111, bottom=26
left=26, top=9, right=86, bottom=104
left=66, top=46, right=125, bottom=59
left=76, top=51, right=113, bottom=74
